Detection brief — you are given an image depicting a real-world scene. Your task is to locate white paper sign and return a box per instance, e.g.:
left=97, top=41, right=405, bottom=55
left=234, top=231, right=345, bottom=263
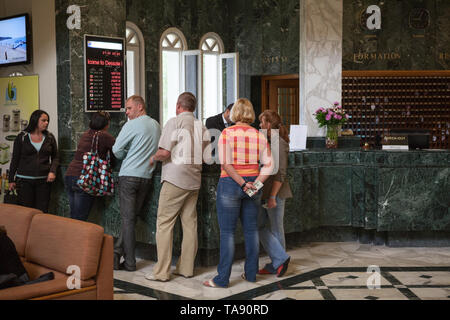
left=289, top=125, right=308, bottom=151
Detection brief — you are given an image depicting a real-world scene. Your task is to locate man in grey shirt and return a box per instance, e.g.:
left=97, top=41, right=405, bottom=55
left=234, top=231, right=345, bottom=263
left=145, top=92, right=209, bottom=282
left=113, top=95, right=161, bottom=271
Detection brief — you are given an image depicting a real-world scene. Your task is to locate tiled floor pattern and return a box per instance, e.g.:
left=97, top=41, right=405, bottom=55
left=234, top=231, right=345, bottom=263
left=113, top=242, right=450, bottom=300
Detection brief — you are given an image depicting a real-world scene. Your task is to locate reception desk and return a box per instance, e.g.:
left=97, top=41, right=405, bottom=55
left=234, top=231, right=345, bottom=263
left=54, top=146, right=450, bottom=266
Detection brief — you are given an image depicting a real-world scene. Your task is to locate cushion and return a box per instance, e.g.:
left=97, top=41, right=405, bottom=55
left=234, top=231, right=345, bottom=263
left=25, top=214, right=104, bottom=281
left=0, top=262, right=95, bottom=300
left=0, top=204, right=41, bottom=256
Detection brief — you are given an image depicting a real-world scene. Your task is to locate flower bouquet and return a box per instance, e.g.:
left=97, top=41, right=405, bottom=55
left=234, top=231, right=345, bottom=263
left=314, top=102, right=349, bottom=149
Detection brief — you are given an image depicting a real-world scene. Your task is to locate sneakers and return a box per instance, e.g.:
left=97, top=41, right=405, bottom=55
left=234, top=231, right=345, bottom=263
left=145, top=273, right=169, bottom=282
left=118, top=262, right=136, bottom=272
left=276, top=257, right=290, bottom=278
left=113, top=254, right=136, bottom=272
left=173, top=272, right=193, bottom=279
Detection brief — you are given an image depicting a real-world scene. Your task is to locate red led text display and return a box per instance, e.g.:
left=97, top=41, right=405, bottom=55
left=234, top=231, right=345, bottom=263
left=84, top=35, right=125, bottom=112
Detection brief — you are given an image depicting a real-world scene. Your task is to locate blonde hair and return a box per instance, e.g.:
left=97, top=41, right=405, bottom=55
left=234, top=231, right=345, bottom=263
left=230, top=98, right=255, bottom=124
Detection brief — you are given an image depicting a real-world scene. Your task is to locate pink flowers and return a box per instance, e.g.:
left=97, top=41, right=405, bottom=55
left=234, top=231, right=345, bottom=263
left=316, top=107, right=326, bottom=114
left=313, top=102, right=349, bottom=128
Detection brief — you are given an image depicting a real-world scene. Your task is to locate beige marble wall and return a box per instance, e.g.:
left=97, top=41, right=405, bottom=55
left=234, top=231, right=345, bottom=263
left=300, top=0, right=343, bottom=137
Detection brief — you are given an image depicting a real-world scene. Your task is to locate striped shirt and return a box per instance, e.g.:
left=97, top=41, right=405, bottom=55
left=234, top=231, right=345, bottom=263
left=218, top=125, right=270, bottom=178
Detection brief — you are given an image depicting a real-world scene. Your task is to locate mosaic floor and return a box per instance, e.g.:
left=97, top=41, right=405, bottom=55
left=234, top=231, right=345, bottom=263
left=113, top=242, right=450, bottom=300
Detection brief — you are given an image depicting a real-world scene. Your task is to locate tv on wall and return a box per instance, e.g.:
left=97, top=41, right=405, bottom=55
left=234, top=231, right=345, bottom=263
left=0, top=13, right=31, bottom=67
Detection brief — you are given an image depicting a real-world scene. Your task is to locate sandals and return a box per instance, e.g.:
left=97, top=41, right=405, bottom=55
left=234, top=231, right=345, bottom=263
left=258, top=267, right=275, bottom=275
left=276, top=257, right=291, bottom=278
left=203, top=279, right=219, bottom=288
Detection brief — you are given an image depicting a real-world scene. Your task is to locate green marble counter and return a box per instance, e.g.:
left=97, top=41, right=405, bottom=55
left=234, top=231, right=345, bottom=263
left=52, top=148, right=450, bottom=265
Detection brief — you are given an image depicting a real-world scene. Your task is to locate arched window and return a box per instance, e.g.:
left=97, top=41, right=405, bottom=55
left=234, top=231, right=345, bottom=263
left=200, top=33, right=238, bottom=122
left=200, top=33, right=224, bottom=53
left=160, top=28, right=187, bottom=126
left=159, top=29, right=238, bottom=125
left=126, top=22, right=145, bottom=98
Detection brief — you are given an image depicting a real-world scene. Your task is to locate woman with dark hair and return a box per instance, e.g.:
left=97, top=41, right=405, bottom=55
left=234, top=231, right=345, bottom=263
left=64, top=112, right=115, bottom=221
left=9, top=110, right=59, bottom=213
left=257, top=110, right=292, bottom=277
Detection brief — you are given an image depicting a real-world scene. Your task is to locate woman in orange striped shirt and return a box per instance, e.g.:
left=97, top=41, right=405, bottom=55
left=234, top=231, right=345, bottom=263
left=204, top=98, right=273, bottom=288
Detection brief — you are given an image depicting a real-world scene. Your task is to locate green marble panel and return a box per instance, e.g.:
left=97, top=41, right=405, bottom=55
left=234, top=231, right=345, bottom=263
left=363, top=166, right=379, bottom=229
left=343, top=0, right=450, bottom=70
left=319, top=166, right=353, bottom=227
left=351, top=165, right=365, bottom=228
left=296, top=167, right=320, bottom=232
left=56, top=0, right=127, bottom=150
left=436, top=0, right=450, bottom=69
left=377, top=167, right=450, bottom=232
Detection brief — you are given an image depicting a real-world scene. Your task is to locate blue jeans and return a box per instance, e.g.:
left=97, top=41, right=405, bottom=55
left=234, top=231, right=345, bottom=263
left=64, top=175, right=95, bottom=221
left=258, top=196, right=289, bottom=273
left=213, top=177, right=261, bottom=288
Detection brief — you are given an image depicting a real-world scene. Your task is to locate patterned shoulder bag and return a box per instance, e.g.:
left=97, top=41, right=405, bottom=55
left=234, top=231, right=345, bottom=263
left=77, top=131, right=115, bottom=196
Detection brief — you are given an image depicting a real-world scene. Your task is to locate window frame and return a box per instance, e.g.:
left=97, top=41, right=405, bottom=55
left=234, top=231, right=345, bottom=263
left=182, top=50, right=202, bottom=119
left=126, top=21, right=145, bottom=99
left=199, top=33, right=239, bottom=123
left=159, top=28, right=187, bottom=127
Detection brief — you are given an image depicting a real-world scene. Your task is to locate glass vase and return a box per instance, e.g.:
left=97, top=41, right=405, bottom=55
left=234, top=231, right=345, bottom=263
left=326, top=124, right=339, bottom=149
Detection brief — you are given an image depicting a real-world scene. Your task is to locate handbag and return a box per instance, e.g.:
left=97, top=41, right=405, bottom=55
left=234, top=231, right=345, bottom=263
left=77, top=132, right=114, bottom=196
left=3, top=190, right=19, bottom=205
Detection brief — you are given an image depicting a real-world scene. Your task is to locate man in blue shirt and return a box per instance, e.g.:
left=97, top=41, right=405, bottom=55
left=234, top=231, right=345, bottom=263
left=112, top=95, right=161, bottom=271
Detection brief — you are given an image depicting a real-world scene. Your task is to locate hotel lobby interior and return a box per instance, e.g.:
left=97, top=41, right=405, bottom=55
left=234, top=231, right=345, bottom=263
left=0, top=0, right=449, bottom=302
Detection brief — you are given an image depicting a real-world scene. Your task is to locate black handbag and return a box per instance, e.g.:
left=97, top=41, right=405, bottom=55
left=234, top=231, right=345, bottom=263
left=3, top=190, right=18, bottom=205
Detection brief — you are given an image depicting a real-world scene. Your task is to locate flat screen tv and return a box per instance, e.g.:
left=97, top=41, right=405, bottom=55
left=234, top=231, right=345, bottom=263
left=0, top=13, right=31, bottom=67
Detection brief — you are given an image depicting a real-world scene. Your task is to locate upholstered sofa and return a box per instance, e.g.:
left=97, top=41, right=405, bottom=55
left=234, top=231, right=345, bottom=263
left=0, top=204, right=113, bottom=300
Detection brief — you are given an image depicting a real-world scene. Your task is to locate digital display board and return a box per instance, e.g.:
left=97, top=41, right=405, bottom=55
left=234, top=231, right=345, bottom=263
left=84, top=35, right=125, bottom=112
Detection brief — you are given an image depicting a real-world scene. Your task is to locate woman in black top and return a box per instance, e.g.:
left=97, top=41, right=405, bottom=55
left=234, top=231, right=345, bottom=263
left=9, top=110, right=59, bottom=213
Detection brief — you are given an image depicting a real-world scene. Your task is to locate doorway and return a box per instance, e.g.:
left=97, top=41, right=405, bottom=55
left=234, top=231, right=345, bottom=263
left=261, top=75, right=299, bottom=129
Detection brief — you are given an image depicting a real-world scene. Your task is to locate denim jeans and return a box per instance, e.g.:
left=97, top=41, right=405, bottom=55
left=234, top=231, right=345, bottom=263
left=213, top=177, right=261, bottom=288
left=258, top=196, right=289, bottom=273
left=64, top=176, right=96, bottom=221
left=114, top=176, right=151, bottom=269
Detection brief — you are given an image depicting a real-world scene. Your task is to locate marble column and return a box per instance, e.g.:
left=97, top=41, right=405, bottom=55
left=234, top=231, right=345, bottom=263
left=55, top=0, right=127, bottom=150
left=300, top=0, right=343, bottom=137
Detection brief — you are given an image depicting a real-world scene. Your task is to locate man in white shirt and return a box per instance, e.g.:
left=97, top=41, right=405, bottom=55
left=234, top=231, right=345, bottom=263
left=145, top=92, right=209, bottom=282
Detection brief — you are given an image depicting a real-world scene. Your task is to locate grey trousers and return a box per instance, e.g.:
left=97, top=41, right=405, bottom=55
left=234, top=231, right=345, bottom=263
left=114, top=176, right=151, bottom=269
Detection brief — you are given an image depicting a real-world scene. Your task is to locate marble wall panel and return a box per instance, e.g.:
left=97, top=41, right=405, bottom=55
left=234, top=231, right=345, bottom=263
left=300, top=0, right=343, bottom=137
left=55, top=0, right=127, bottom=150
left=364, top=166, right=378, bottom=229
left=319, top=166, right=353, bottom=226
left=351, top=165, right=365, bottom=228
left=343, top=0, right=450, bottom=70
left=377, top=167, right=450, bottom=232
